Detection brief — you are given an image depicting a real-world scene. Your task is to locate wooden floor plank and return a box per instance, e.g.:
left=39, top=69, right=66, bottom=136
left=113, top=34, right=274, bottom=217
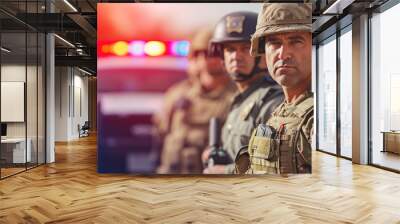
left=0, top=134, right=399, bottom=223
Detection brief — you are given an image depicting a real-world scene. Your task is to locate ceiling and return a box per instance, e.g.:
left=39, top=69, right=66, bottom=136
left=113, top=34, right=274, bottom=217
left=0, top=0, right=391, bottom=75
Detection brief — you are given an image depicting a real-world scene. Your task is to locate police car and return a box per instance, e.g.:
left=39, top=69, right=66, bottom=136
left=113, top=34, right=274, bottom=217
left=97, top=40, right=188, bottom=173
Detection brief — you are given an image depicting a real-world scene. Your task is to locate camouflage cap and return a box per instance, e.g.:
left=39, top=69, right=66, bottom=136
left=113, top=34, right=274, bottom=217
left=250, top=3, right=312, bottom=56
left=188, top=27, right=213, bottom=59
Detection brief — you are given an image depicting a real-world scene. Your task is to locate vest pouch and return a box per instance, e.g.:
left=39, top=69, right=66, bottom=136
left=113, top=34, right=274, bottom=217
left=249, top=124, right=278, bottom=162
left=278, top=138, right=295, bottom=173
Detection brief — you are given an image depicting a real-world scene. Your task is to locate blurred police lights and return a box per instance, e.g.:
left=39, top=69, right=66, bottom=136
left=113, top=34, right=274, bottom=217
left=99, top=40, right=190, bottom=57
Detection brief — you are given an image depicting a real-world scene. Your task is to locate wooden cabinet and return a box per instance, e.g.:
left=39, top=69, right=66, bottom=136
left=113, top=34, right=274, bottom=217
left=382, top=132, right=400, bottom=154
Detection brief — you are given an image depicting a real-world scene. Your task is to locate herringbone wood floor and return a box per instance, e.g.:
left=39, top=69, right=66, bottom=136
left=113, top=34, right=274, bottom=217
left=1, top=134, right=400, bottom=224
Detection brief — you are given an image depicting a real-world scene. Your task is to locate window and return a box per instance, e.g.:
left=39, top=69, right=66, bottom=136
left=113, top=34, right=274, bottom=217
left=371, top=3, right=400, bottom=171
left=339, top=27, right=352, bottom=158
left=317, top=35, right=337, bottom=154
left=0, top=1, right=47, bottom=179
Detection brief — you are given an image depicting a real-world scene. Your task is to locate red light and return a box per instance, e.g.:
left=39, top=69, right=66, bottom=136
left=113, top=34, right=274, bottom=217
left=101, top=44, right=110, bottom=54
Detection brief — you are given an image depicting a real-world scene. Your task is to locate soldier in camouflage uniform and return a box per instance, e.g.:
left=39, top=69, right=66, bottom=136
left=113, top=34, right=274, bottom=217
left=157, top=28, right=237, bottom=174
left=153, top=28, right=210, bottom=138
left=235, top=3, right=314, bottom=174
left=202, top=11, right=284, bottom=174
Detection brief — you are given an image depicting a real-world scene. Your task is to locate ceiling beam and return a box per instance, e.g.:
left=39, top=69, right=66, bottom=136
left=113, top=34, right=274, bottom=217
left=55, top=55, right=96, bottom=69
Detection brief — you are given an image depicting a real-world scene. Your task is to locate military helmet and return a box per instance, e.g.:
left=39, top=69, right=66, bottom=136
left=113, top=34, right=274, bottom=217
left=188, top=27, right=213, bottom=59
left=209, top=11, right=258, bottom=57
left=250, top=3, right=312, bottom=56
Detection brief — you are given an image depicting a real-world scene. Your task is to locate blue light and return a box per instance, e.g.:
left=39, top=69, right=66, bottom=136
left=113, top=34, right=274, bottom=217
left=171, top=41, right=190, bottom=57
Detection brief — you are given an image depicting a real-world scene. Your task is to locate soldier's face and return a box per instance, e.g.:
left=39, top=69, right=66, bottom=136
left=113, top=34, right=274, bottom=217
left=264, top=32, right=312, bottom=88
left=187, top=58, right=200, bottom=81
left=223, top=42, right=255, bottom=76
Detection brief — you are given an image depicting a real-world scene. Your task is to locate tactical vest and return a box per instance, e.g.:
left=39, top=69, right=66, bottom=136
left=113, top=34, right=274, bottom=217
left=238, top=94, right=313, bottom=174
left=221, top=83, right=283, bottom=174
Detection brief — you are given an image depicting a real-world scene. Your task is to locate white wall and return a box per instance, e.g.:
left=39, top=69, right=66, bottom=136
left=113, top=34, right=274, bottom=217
left=1, top=65, right=26, bottom=81
left=1, top=65, right=35, bottom=138
left=55, top=67, right=69, bottom=141
left=55, top=67, right=89, bottom=141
